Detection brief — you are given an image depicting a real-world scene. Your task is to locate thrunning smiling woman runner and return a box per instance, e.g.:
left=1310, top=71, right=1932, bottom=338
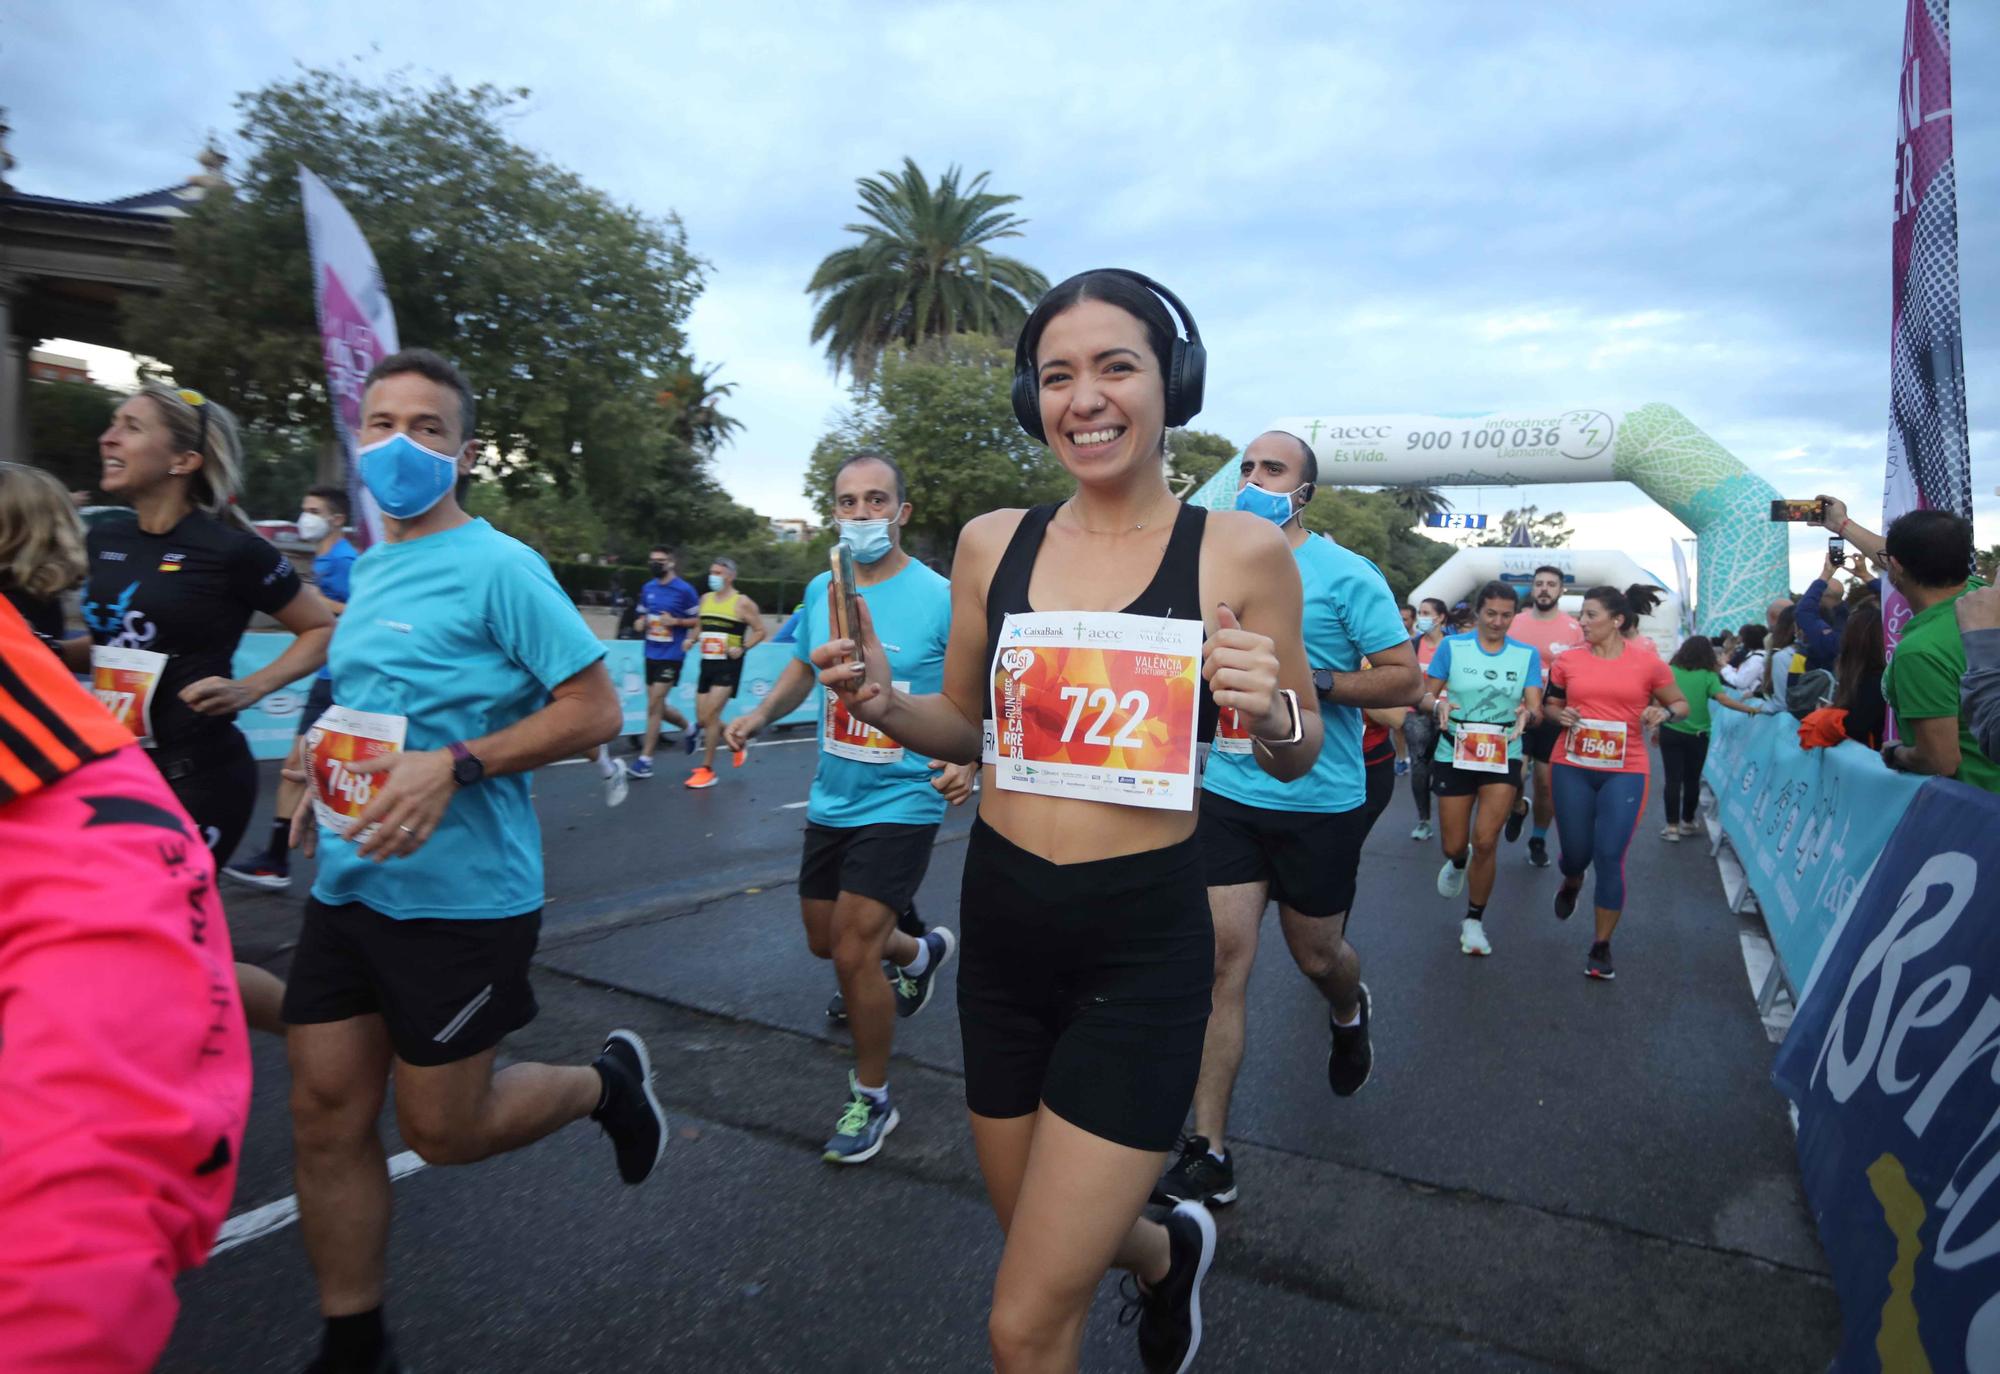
left=1543, top=585, right=1689, bottom=981
left=818, top=270, right=1320, bottom=1374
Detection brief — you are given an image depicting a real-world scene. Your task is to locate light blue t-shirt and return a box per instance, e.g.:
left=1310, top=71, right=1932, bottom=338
left=1204, top=534, right=1409, bottom=813
left=794, top=559, right=953, bottom=828
left=1426, top=632, right=1544, bottom=764
left=313, top=519, right=606, bottom=920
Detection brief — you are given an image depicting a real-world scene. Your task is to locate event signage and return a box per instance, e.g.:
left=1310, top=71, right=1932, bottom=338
left=1705, top=710, right=1926, bottom=992
left=1268, top=410, right=1619, bottom=486
left=300, top=166, right=398, bottom=545
left=1880, top=0, right=1971, bottom=667
left=1424, top=512, right=1489, bottom=530
left=1773, top=781, right=2000, bottom=1371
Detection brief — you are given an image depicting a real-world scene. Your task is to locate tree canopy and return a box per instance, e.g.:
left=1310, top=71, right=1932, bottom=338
left=121, top=66, right=755, bottom=555
left=1478, top=505, right=1573, bottom=548
left=807, top=159, right=1049, bottom=384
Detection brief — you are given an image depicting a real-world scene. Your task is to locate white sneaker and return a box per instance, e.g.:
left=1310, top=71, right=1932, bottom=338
left=1411, top=821, right=1434, bottom=841
left=1437, top=859, right=1467, bottom=898
left=1460, top=917, right=1492, bottom=956
left=604, top=757, right=630, bottom=808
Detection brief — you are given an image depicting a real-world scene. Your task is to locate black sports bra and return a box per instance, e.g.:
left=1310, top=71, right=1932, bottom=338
left=981, top=501, right=1218, bottom=743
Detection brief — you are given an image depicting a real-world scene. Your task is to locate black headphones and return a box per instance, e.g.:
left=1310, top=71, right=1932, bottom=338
left=1010, top=268, right=1206, bottom=444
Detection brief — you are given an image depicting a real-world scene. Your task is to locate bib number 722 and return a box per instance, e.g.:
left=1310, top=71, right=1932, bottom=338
left=1058, top=686, right=1149, bottom=748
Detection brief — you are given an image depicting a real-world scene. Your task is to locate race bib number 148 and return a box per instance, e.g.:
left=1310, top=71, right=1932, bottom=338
left=990, top=611, right=1202, bottom=810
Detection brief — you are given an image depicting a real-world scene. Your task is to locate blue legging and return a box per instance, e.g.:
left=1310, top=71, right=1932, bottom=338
left=1550, top=765, right=1649, bottom=912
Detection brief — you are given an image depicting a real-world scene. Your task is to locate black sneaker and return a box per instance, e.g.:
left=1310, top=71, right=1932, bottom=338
left=1504, top=804, right=1527, bottom=844
left=1554, top=879, right=1581, bottom=921
left=1526, top=836, right=1550, bottom=868
left=825, top=989, right=848, bottom=1023
left=1151, top=1134, right=1238, bottom=1208
left=1586, top=942, right=1616, bottom=980
left=1118, top=1200, right=1218, bottom=1374
left=895, top=902, right=927, bottom=938
left=302, top=1338, right=404, bottom=1373
left=891, top=928, right=956, bottom=1018
left=590, top=1029, right=666, bottom=1184
left=1328, top=983, right=1373, bottom=1098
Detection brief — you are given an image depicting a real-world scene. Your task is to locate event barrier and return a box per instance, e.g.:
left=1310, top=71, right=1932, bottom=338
left=1771, top=780, right=2000, bottom=1371
left=1704, top=709, right=1926, bottom=1001
left=229, top=635, right=817, bottom=761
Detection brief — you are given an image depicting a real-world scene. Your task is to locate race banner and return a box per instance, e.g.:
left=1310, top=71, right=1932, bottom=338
left=1881, top=0, right=1971, bottom=664
left=1773, top=780, right=2000, bottom=1370
left=1706, top=709, right=1925, bottom=994
left=300, top=166, right=398, bottom=546
left=1671, top=540, right=1695, bottom=636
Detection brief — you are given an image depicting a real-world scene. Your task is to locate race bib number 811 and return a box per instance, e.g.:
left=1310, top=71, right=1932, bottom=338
left=991, top=611, right=1202, bottom=810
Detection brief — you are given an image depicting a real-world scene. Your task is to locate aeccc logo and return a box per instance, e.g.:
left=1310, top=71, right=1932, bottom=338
left=263, top=690, right=304, bottom=719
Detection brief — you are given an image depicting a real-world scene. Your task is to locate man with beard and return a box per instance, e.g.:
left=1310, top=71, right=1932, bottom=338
left=1503, top=565, right=1582, bottom=867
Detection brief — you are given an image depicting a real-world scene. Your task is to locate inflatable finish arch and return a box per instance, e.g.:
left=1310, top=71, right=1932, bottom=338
left=1189, top=405, right=1787, bottom=637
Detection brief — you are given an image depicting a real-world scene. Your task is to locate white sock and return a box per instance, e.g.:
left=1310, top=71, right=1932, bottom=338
left=854, top=1079, right=889, bottom=1105
left=898, top=938, right=932, bottom=977
left=1207, top=1146, right=1228, bottom=1164
left=595, top=745, right=617, bottom=779
left=1333, top=1006, right=1362, bottom=1029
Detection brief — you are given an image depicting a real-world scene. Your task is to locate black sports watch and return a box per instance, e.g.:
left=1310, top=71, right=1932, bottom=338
left=1311, top=668, right=1335, bottom=699
left=448, top=740, right=486, bottom=787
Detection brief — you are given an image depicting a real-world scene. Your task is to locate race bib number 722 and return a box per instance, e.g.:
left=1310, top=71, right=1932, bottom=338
left=990, top=611, right=1202, bottom=811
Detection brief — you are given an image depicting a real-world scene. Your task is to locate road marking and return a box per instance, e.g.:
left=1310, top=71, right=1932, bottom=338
left=779, top=800, right=810, bottom=810
left=211, top=1150, right=428, bottom=1256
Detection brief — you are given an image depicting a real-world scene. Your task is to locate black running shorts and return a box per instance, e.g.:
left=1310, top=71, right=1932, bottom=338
left=1522, top=716, right=1563, bottom=764
left=798, top=820, right=939, bottom=914
left=956, top=817, right=1212, bottom=1153
left=1431, top=758, right=1526, bottom=797
left=644, top=656, right=684, bottom=688
left=293, top=677, right=336, bottom=738
left=696, top=658, right=743, bottom=697
left=282, top=898, right=542, bottom=1066
left=1198, top=789, right=1370, bottom=919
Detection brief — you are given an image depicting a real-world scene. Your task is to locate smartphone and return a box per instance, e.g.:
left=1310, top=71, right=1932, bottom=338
left=1770, top=498, right=1827, bottom=523
left=1828, top=536, right=1846, bottom=562
left=830, top=543, right=864, bottom=667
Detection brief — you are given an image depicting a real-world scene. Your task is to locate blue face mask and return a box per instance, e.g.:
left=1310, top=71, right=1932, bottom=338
left=1415, top=616, right=1436, bottom=635
left=357, top=432, right=458, bottom=520
left=1234, top=481, right=1307, bottom=526
left=707, top=573, right=725, bottom=593
left=838, top=518, right=895, bottom=564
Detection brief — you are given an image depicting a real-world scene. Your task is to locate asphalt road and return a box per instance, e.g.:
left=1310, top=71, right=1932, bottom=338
left=162, top=735, right=1840, bottom=1372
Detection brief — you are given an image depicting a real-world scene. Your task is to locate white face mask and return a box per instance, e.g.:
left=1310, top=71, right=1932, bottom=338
left=296, top=511, right=332, bottom=543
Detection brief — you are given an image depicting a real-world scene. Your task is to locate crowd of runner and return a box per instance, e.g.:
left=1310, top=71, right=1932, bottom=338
left=2, top=265, right=1994, bottom=1374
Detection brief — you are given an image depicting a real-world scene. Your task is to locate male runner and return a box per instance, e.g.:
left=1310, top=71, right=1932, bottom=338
left=629, top=544, right=701, bottom=778
left=686, top=555, right=765, bottom=789
left=1422, top=581, right=1543, bottom=955
left=1155, top=431, right=1419, bottom=1209
left=225, top=484, right=357, bottom=889
left=724, top=451, right=973, bottom=1161
left=281, top=350, right=666, bottom=1374
left=1505, top=565, right=1581, bottom=867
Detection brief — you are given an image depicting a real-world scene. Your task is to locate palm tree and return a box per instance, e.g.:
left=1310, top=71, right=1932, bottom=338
left=656, top=361, right=743, bottom=456
left=808, top=158, right=1049, bottom=383
left=1387, top=486, right=1453, bottom=524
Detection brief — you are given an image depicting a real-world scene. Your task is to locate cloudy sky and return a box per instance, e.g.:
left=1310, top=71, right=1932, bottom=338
left=9, top=1, right=1995, bottom=592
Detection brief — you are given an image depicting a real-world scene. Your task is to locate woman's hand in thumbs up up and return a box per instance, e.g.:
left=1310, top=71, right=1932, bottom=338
left=1202, top=602, right=1285, bottom=741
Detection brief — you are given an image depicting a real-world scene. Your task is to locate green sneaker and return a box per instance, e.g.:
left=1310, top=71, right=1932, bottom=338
left=822, top=1074, right=899, bottom=1164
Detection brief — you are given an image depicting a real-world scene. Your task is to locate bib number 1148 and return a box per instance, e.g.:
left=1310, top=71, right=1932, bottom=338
left=1059, top=686, right=1149, bottom=749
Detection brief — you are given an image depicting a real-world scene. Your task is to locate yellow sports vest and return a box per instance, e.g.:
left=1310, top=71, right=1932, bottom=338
left=696, top=590, right=747, bottom=660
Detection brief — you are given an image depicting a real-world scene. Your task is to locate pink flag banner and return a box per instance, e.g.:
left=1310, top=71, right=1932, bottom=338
left=1881, top=0, right=1971, bottom=662
left=299, top=166, right=398, bottom=546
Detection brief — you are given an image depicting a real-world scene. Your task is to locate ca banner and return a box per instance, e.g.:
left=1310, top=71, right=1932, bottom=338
left=299, top=166, right=399, bottom=546
left=1881, top=0, right=1971, bottom=663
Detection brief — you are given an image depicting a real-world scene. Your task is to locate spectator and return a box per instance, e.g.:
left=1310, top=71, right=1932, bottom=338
left=1722, top=624, right=1768, bottom=691
left=1794, top=550, right=1855, bottom=673
left=0, top=462, right=87, bottom=652
left=1658, top=635, right=1756, bottom=839
left=1812, top=498, right=1997, bottom=791
left=1766, top=597, right=1793, bottom=636
left=1761, top=606, right=1799, bottom=699
left=1834, top=601, right=1887, bottom=748
left=1959, top=585, right=2000, bottom=764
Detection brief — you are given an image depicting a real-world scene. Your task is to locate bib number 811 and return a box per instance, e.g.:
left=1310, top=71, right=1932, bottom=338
left=1059, top=686, right=1149, bottom=748
left=325, top=758, right=376, bottom=808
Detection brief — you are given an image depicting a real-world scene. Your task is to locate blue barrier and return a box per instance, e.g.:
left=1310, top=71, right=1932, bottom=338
left=1772, top=779, right=2000, bottom=1371
left=1705, top=710, right=1926, bottom=995
left=229, top=635, right=817, bottom=761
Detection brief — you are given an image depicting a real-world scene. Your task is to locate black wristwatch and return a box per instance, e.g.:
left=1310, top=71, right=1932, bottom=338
left=448, top=740, right=486, bottom=787
left=1880, top=741, right=1904, bottom=772
left=1312, top=668, right=1334, bottom=699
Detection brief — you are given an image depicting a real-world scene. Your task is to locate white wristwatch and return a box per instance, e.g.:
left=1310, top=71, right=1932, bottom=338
left=1252, top=689, right=1305, bottom=748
